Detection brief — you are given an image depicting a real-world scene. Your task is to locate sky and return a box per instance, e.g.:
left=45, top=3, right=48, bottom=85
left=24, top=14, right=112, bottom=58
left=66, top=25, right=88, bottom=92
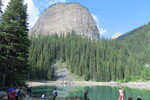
left=2, top=0, right=150, bottom=38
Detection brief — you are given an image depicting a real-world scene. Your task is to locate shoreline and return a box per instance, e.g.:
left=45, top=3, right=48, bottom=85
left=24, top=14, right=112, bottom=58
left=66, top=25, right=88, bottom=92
left=26, top=81, right=150, bottom=90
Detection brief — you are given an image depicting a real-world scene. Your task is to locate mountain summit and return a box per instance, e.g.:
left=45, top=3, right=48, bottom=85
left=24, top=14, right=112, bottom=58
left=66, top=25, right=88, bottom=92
left=29, top=3, right=99, bottom=39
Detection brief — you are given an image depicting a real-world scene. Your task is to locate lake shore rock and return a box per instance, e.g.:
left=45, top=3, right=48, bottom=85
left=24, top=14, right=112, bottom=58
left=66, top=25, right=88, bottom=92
left=0, top=91, right=7, bottom=100
left=26, top=81, right=150, bottom=90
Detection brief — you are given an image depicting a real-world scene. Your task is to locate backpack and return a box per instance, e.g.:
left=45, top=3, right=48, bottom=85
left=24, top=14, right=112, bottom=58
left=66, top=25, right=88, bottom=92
left=17, top=89, right=24, bottom=96
left=17, top=90, right=21, bottom=96
left=55, top=91, right=58, bottom=96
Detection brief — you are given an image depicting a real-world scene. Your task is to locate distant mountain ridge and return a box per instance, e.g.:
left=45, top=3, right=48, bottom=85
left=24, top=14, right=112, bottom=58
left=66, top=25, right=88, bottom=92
left=116, top=22, right=150, bottom=67
left=116, top=22, right=150, bottom=40
left=29, top=3, right=99, bottom=39
left=111, top=32, right=123, bottom=39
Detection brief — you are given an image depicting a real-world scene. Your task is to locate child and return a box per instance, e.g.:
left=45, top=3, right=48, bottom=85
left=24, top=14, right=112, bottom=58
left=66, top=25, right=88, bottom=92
left=118, top=88, right=124, bottom=100
left=41, top=94, right=47, bottom=100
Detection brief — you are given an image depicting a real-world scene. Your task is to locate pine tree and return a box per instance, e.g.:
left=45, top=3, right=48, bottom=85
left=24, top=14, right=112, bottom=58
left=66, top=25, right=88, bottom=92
left=0, top=0, right=29, bottom=86
left=0, top=0, right=2, bottom=13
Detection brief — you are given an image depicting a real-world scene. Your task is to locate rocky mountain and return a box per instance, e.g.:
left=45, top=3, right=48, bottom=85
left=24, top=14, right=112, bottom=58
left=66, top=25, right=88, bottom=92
left=111, top=32, right=123, bottom=39
left=29, top=3, right=99, bottom=39
left=116, top=22, right=150, bottom=40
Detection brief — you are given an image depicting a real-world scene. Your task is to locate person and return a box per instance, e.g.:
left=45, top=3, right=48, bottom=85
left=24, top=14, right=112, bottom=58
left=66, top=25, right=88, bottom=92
left=118, top=88, right=124, bottom=100
left=41, top=94, right=47, bottom=100
left=128, top=96, right=132, bottom=100
left=8, top=86, right=14, bottom=100
left=74, top=95, right=79, bottom=100
left=52, top=88, right=58, bottom=100
left=10, top=87, right=16, bottom=100
left=27, top=87, right=32, bottom=97
left=137, top=97, right=142, bottom=100
left=15, top=87, right=19, bottom=100
left=84, top=89, right=88, bottom=100
left=17, top=88, right=25, bottom=100
left=8, top=86, right=14, bottom=93
left=137, top=95, right=142, bottom=100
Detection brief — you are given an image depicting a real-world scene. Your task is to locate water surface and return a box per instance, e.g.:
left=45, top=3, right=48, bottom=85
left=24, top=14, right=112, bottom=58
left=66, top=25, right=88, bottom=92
left=32, top=85, right=150, bottom=100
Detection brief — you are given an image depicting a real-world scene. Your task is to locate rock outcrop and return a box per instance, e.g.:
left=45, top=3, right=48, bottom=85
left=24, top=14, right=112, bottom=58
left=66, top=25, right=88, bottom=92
left=29, top=3, right=99, bottom=39
left=111, top=32, right=123, bottom=40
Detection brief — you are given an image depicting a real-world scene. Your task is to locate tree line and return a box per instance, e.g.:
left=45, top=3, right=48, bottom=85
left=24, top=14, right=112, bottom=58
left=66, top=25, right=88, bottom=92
left=28, top=28, right=150, bottom=82
left=0, top=0, right=150, bottom=87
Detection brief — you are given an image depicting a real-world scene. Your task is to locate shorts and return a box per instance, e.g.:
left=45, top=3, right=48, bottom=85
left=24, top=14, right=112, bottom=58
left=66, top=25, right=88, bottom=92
left=120, top=95, right=124, bottom=99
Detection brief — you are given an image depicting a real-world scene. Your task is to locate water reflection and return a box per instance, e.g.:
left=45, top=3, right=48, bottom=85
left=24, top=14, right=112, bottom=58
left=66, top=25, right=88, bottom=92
left=32, top=85, right=150, bottom=100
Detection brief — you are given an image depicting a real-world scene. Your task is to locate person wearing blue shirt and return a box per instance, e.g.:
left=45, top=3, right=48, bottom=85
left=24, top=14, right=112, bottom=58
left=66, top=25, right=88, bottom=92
left=52, top=88, right=58, bottom=100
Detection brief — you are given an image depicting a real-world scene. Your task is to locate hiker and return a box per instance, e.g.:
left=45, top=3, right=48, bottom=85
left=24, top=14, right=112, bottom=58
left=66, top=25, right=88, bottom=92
left=8, top=86, right=14, bottom=93
left=17, top=88, right=25, bottom=100
left=137, top=95, right=142, bottom=100
left=41, top=94, right=47, bottom=100
left=84, top=89, right=88, bottom=100
left=15, top=87, right=19, bottom=100
left=128, top=96, right=132, bottom=100
left=118, top=88, right=124, bottom=100
left=27, top=87, right=32, bottom=97
left=8, top=86, right=14, bottom=100
left=137, top=97, right=142, bottom=100
left=52, top=88, right=58, bottom=100
left=74, top=95, right=79, bottom=100
left=10, top=87, right=16, bottom=100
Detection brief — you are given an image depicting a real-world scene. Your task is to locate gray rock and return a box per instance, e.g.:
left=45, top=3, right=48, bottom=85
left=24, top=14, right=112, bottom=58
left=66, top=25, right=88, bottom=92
left=29, top=3, right=99, bottom=39
left=0, top=91, right=7, bottom=100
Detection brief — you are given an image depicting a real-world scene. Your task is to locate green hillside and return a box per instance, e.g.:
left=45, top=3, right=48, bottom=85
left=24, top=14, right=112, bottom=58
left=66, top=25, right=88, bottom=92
left=28, top=27, right=150, bottom=82
left=118, top=22, right=150, bottom=65
left=117, top=22, right=150, bottom=40
left=0, top=0, right=150, bottom=87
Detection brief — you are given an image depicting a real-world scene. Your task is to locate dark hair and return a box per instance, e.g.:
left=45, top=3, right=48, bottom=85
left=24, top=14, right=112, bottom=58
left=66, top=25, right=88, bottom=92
left=128, top=96, right=132, bottom=100
left=137, top=98, right=142, bottom=100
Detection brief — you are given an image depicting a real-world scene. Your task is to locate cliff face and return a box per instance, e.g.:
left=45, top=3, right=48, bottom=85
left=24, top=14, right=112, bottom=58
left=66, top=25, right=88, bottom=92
left=29, top=3, right=99, bottom=39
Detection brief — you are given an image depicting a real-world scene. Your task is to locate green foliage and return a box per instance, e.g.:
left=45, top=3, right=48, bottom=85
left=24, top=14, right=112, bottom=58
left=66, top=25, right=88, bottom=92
left=0, top=0, right=2, bottom=13
left=47, top=69, right=52, bottom=80
left=0, top=0, right=30, bottom=86
left=124, top=66, right=131, bottom=82
left=0, top=0, right=149, bottom=86
left=28, top=24, right=150, bottom=81
left=141, top=68, right=150, bottom=80
left=84, top=72, right=90, bottom=81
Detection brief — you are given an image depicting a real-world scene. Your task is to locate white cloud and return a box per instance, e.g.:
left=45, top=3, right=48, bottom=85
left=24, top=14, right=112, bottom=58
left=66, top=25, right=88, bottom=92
left=92, top=14, right=99, bottom=24
left=2, top=0, right=40, bottom=28
left=2, top=0, right=10, bottom=12
left=92, top=14, right=107, bottom=35
left=99, top=28, right=107, bottom=35
left=48, top=0, right=67, bottom=6
left=24, top=0, right=40, bottom=28
left=2, top=0, right=68, bottom=28
left=24, top=0, right=68, bottom=28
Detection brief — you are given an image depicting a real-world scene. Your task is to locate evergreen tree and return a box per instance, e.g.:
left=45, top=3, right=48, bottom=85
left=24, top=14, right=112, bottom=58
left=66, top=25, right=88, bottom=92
left=0, top=0, right=2, bottom=13
left=0, top=0, right=29, bottom=86
left=28, top=27, right=150, bottom=82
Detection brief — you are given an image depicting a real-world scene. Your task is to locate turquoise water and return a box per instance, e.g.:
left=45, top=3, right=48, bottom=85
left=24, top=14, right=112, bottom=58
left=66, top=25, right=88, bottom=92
left=32, top=85, right=150, bottom=100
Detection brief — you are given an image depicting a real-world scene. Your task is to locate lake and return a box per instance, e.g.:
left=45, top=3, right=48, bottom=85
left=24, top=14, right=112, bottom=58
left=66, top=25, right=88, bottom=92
left=32, top=85, right=150, bottom=100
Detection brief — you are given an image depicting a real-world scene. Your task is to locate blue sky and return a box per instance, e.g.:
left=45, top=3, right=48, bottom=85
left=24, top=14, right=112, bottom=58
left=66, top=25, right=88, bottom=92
left=3, top=0, right=150, bottom=38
